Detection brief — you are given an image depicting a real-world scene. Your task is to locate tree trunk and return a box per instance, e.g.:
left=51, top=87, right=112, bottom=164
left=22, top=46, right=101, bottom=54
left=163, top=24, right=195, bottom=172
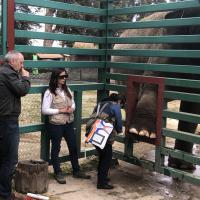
left=43, top=8, right=55, bottom=47
left=14, top=160, right=49, bottom=194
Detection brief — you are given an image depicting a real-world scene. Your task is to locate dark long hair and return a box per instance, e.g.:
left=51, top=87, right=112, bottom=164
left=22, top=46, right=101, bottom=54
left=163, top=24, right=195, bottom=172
left=102, top=93, right=126, bottom=108
left=49, top=68, right=72, bottom=99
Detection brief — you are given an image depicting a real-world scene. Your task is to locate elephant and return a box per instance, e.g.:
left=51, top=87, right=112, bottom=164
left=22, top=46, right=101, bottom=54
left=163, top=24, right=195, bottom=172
left=111, top=8, right=200, bottom=169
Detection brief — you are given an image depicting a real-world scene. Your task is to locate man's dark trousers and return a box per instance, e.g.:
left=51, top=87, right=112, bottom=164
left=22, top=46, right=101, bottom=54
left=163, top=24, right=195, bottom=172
left=0, top=119, right=19, bottom=199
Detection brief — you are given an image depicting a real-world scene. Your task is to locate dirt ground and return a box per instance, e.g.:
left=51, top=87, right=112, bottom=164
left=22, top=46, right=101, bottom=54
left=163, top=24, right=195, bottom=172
left=17, top=96, right=200, bottom=200
left=41, top=159, right=200, bottom=200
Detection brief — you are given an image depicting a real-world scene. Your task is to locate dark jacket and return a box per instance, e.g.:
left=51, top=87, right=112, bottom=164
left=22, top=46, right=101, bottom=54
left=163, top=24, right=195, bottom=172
left=0, top=63, right=30, bottom=119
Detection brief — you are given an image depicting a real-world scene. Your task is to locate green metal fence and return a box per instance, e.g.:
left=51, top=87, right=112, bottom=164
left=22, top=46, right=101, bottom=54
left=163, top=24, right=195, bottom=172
left=11, top=0, right=109, bottom=162
left=2, top=0, right=200, bottom=185
left=106, top=0, right=200, bottom=185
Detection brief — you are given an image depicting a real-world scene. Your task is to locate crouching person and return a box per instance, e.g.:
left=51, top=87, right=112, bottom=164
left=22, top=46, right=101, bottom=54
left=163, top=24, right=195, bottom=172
left=87, top=93, right=124, bottom=189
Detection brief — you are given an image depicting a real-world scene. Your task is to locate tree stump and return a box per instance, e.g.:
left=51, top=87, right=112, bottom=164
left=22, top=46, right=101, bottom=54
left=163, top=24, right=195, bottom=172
left=14, top=160, right=49, bottom=194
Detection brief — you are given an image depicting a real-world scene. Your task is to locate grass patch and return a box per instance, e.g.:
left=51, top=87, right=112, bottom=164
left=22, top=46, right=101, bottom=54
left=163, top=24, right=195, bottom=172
left=49, top=156, right=99, bottom=176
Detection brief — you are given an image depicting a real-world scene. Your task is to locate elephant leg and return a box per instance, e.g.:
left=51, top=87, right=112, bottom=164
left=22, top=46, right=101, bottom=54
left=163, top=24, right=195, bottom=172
left=168, top=101, right=200, bottom=169
left=130, top=84, right=157, bottom=138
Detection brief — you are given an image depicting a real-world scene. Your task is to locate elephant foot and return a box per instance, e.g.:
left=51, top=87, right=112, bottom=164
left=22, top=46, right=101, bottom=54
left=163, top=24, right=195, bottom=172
left=129, top=127, right=138, bottom=134
left=129, top=127, right=157, bottom=139
left=138, top=130, right=156, bottom=138
left=149, top=132, right=156, bottom=139
left=168, top=156, right=196, bottom=170
left=129, top=107, right=157, bottom=139
left=139, top=129, right=149, bottom=136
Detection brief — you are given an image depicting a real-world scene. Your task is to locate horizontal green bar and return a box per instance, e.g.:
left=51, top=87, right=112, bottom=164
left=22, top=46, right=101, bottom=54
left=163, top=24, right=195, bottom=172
left=79, top=149, right=97, bottom=158
left=50, top=149, right=97, bottom=164
left=15, top=13, right=105, bottom=30
left=163, top=110, right=200, bottom=124
left=163, top=166, right=200, bottom=185
left=105, top=84, right=126, bottom=92
left=162, top=128, right=200, bottom=144
left=108, top=49, right=200, bottom=58
left=107, top=74, right=200, bottom=89
left=164, top=91, right=200, bottom=103
left=29, top=83, right=104, bottom=93
left=108, top=0, right=200, bottom=16
left=108, top=17, right=200, bottom=30
left=115, top=135, right=125, bottom=143
left=24, top=61, right=105, bottom=69
left=113, top=150, right=155, bottom=171
left=106, top=73, right=128, bottom=81
left=69, top=83, right=104, bottom=91
left=15, top=45, right=105, bottom=56
left=165, top=78, right=200, bottom=89
left=19, top=123, right=44, bottom=134
left=107, top=35, right=200, bottom=44
left=15, top=0, right=106, bottom=16
left=15, top=30, right=106, bottom=44
left=161, top=147, right=200, bottom=165
left=108, top=62, right=200, bottom=74
left=29, top=85, right=47, bottom=94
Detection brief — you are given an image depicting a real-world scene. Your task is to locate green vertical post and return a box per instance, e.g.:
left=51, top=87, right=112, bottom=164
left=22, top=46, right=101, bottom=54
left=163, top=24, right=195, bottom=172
left=73, top=90, right=82, bottom=156
left=97, top=0, right=111, bottom=102
left=40, top=93, right=50, bottom=162
left=155, top=99, right=167, bottom=173
left=124, top=134, right=133, bottom=157
left=40, top=127, right=50, bottom=162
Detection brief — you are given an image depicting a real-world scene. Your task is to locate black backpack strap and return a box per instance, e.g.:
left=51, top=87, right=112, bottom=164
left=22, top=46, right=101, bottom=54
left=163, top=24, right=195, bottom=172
left=98, top=102, right=109, bottom=115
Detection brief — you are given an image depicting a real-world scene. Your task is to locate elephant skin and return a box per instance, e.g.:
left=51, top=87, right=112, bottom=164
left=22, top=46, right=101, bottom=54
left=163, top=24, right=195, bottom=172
left=111, top=8, right=200, bottom=169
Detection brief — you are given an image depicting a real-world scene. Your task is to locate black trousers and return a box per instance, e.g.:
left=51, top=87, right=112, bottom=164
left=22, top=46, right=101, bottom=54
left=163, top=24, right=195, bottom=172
left=96, top=143, right=112, bottom=185
left=47, top=122, right=80, bottom=175
left=0, top=119, right=19, bottom=199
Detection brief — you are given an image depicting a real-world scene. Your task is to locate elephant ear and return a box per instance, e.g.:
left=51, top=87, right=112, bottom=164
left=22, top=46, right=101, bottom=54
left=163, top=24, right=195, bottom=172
left=166, top=8, right=200, bottom=36
left=165, top=8, right=200, bottom=19
left=165, top=10, right=183, bottom=19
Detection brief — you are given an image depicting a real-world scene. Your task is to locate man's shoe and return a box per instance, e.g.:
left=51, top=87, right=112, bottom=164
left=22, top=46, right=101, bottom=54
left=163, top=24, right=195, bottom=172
left=97, top=184, right=114, bottom=189
left=55, top=172, right=66, bottom=184
left=73, top=171, right=91, bottom=179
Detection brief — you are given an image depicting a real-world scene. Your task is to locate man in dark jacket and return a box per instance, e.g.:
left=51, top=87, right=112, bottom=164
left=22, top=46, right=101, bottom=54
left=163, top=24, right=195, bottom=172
left=0, top=50, right=30, bottom=200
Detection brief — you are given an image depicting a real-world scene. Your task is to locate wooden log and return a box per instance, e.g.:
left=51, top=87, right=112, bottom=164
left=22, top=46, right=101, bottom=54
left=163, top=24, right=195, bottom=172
left=14, top=160, right=49, bottom=194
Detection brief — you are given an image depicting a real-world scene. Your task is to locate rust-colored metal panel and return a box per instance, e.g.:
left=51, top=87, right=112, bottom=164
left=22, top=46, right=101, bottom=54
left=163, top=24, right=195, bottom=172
left=126, top=75, right=165, bottom=145
left=7, top=0, right=14, bottom=51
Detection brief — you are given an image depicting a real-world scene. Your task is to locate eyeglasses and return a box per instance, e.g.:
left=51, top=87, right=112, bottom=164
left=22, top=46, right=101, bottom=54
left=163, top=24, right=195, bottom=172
left=58, top=74, right=68, bottom=79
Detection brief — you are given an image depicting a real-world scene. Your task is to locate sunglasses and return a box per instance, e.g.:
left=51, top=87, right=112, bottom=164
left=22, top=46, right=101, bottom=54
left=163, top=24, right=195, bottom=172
left=58, top=74, right=68, bottom=79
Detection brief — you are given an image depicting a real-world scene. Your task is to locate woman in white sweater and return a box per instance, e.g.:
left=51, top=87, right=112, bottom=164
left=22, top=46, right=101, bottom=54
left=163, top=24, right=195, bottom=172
left=42, top=68, right=90, bottom=184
